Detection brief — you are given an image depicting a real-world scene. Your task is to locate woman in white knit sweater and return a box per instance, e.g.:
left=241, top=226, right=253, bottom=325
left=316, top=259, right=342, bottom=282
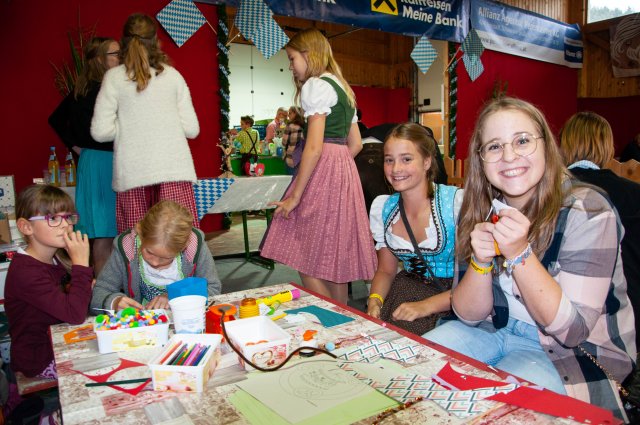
left=91, top=13, right=200, bottom=233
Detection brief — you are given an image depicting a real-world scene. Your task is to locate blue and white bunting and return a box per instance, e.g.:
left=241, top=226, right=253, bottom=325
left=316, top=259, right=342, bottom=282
left=156, top=0, right=206, bottom=47
left=411, top=36, right=438, bottom=74
left=235, top=0, right=288, bottom=59
left=461, top=28, right=485, bottom=81
left=252, top=16, right=289, bottom=59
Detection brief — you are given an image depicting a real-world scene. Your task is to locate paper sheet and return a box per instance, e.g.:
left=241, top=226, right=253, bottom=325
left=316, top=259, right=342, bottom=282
left=230, top=384, right=397, bottom=425
left=235, top=356, right=390, bottom=423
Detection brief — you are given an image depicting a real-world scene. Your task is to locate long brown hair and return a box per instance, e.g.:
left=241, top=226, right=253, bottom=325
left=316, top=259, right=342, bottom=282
left=560, top=111, right=615, bottom=168
left=457, top=97, right=567, bottom=262
left=121, top=13, right=169, bottom=92
left=286, top=28, right=355, bottom=107
left=385, top=123, right=440, bottom=199
left=74, top=37, right=117, bottom=99
left=137, top=200, right=193, bottom=254
left=288, top=106, right=305, bottom=127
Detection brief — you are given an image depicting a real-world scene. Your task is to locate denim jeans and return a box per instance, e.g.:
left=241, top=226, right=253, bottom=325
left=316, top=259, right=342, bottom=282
left=423, top=318, right=567, bottom=394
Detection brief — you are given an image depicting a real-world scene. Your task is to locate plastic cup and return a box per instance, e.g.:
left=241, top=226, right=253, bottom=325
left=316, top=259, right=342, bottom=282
left=169, top=295, right=207, bottom=334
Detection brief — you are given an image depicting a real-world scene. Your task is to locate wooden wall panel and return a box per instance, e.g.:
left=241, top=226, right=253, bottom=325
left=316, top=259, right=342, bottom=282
left=580, top=19, right=640, bottom=97
left=498, top=0, right=569, bottom=22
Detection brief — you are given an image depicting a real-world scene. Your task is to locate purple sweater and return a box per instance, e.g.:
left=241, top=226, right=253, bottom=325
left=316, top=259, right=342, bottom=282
left=5, top=253, right=93, bottom=377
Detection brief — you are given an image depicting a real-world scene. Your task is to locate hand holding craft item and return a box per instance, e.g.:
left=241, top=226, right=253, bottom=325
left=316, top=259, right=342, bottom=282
left=489, top=199, right=517, bottom=256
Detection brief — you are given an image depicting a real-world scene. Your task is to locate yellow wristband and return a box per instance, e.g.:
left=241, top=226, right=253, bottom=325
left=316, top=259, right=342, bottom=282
left=368, top=293, right=384, bottom=306
left=469, top=257, right=494, bottom=275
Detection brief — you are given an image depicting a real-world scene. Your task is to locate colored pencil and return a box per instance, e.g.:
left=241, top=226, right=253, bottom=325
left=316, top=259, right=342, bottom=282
left=183, top=343, right=202, bottom=366
left=167, top=343, right=188, bottom=365
left=175, top=344, right=194, bottom=366
left=193, top=345, right=211, bottom=366
left=158, top=341, right=181, bottom=365
left=85, top=378, right=149, bottom=387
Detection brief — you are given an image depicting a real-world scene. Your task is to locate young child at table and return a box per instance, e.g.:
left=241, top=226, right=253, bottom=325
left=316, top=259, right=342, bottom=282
left=91, top=200, right=221, bottom=313
left=367, top=123, right=463, bottom=335
left=6, top=185, right=92, bottom=378
left=423, top=97, right=636, bottom=421
left=91, top=13, right=200, bottom=233
left=260, top=28, right=376, bottom=304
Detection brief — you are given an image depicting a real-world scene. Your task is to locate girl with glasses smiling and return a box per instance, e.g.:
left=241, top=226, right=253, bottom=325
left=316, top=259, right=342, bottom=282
left=424, top=97, right=635, bottom=421
left=6, top=185, right=92, bottom=379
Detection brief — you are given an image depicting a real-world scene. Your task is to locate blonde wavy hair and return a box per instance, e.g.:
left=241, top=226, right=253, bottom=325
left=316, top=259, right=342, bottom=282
left=286, top=28, right=355, bottom=108
left=74, top=37, right=117, bottom=99
left=560, top=112, right=614, bottom=168
left=457, top=97, right=568, bottom=262
left=137, top=200, right=193, bottom=254
left=121, top=14, right=170, bottom=92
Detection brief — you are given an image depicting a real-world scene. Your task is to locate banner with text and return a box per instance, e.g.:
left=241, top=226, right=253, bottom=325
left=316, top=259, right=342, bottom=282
left=198, top=0, right=468, bottom=42
left=471, top=0, right=582, bottom=68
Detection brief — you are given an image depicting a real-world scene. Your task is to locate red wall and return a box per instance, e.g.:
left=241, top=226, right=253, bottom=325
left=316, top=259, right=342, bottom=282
left=455, top=49, right=579, bottom=160
left=0, top=0, right=222, bottom=231
left=577, top=96, right=640, bottom=157
left=352, top=86, right=411, bottom=128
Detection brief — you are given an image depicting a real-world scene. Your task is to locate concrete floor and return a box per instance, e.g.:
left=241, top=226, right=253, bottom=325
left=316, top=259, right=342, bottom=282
left=207, top=214, right=369, bottom=312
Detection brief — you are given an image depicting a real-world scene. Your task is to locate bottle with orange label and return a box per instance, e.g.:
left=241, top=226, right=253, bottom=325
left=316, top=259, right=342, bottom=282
left=47, top=146, right=60, bottom=186
left=65, top=150, right=77, bottom=186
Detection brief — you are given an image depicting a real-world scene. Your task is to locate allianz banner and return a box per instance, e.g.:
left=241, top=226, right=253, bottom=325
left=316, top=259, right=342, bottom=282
left=264, top=0, right=468, bottom=43
left=471, top=0, right=582, bottom=68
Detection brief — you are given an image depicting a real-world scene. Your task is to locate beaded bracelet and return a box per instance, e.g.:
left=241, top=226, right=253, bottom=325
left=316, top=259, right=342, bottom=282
left=504, top=243, right=532, bottom=274
left=368, top=293, right=384, bottom=306
left=469, top=256, right=494, bottom=275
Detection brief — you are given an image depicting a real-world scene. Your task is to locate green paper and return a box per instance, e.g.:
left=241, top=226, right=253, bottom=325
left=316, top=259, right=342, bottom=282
left=230, top=387, right=397, bottom=425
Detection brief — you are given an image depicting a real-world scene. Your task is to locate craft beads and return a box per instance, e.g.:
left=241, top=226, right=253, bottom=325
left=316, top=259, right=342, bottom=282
left=95, top=309, right=168, bottom=331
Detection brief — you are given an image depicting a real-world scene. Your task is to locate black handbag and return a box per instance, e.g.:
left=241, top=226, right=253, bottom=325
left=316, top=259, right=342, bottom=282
left=379, top=196, right=452, bottom=336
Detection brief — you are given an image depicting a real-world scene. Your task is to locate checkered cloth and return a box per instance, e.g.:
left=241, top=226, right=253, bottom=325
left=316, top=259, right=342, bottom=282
left=156, top=0, right=206, bottom=48
left=461, top=28, right=485, bottom=81
left=235, top=0, right=288, bottom=59
left=193, top=178, right=235, bottom=220
left=411, top=36, right=438, bottom=74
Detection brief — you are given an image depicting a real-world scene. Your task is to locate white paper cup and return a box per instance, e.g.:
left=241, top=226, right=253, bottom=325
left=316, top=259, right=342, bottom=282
left=169, top=295, right=207, bottom=334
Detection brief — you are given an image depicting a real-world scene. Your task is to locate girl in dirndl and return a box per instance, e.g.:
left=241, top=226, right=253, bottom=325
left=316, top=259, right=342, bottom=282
left=260, top=28, right=376, bottom=304
left=367, top=123, right=462, bottom=335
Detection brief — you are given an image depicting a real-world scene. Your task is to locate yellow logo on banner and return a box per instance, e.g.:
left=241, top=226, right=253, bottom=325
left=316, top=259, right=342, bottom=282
left=371, top=0, right=398, bottom=16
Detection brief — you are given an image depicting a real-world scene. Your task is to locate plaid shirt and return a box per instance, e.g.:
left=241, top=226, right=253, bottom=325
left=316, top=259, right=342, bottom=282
left=454, top=185, right=636, bottom=420
left=283, top=123, right=304, bottom=167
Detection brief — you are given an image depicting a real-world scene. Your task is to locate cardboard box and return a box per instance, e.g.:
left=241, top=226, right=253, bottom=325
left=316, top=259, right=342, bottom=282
left=224, top=316, right=291, bottom=371
left=0, top=176, right=15, bottom=209
left=149, top=333, right=222, bottom=393
left=93, top=309, right=169, bottom=354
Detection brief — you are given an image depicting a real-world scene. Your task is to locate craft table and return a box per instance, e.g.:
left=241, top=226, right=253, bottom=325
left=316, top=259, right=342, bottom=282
left=193, top=176, right=292, bottom=269
left=51, top=283, right=608, bottom=425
